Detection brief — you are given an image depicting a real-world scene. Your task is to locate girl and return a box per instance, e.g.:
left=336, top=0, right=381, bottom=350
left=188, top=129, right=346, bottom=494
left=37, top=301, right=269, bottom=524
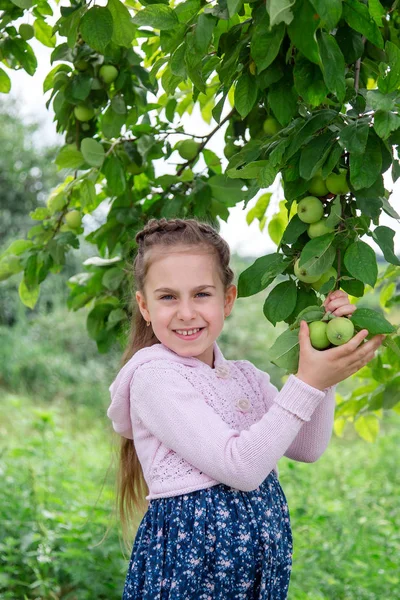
left=107, top=217, right=385, bottom=599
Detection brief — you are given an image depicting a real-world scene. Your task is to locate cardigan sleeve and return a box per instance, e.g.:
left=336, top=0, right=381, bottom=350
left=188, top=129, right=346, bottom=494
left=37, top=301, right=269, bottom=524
left=253, top=366, right=336, bottom=463
left=130, top=363, right=326, bottom=492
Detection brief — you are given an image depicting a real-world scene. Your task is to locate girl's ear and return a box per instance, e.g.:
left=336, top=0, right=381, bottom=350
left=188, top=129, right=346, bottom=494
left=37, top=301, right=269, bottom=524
left=224, top=284, right=237, bottom=317
left=136, top=291, right=150, bottom=322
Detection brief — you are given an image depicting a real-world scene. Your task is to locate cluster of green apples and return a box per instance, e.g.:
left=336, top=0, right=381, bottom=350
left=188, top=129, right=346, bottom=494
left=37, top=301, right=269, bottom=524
left=73, top=64, right=119, bottom=123
left=309, top=316, right=355, bottom=350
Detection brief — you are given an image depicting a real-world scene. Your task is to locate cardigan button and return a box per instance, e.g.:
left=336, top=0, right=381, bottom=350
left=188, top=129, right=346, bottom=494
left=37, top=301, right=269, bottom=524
left=215, top=365, right=230, bottom=379
left=236, top=398, right=251, bottom=412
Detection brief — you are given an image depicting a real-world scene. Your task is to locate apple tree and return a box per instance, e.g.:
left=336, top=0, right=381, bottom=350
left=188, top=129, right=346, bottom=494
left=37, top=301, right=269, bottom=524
left=1, top=0, right=400, bottom=438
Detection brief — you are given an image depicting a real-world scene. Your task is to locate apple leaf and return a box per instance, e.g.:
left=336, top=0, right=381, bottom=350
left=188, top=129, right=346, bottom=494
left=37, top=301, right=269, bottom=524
left=293, top=304, right=325, bottom=326
left=344, top=240, right=378, bottom=287
left=237, top=253, right=288, bottom=298
left=268, top=327, right=300, bottom=373
left=371, top=226, right=400, bottom=266
left=281, top=214, right=308, bottom=245
left=80, top=7, right=113, bottom=54
left=263, top=279, right=298, bottom=326
left=80, top=138, right=105, bottom=168
left=350, top=308, right=396, bottom=335
left=299, top=233, right=336, bottom=277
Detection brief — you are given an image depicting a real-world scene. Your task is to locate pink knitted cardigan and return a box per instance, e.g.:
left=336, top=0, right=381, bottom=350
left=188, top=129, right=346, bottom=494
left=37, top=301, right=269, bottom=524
left=107, top=341, right=336, bottom=500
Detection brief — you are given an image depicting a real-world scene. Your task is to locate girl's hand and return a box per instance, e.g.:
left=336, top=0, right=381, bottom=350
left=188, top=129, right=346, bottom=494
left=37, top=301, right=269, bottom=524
left=295, top=290, right=386, bottom=390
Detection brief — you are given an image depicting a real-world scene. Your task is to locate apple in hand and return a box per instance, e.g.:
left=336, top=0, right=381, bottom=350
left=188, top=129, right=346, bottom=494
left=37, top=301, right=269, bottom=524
left=309, top=321, right=331, bottom=350
left=326, top=169, right=350, bottom=195
left=311, top=266, right=337, bottom=292
left=297, top=196, right=324, bottom=224
left=326, top=317, right=355, bottom=346
left=294, top=259, right=321, bottom=283
left=307, top=172, right=329, bottom=197
left=307, top=218, right=335, bottom=239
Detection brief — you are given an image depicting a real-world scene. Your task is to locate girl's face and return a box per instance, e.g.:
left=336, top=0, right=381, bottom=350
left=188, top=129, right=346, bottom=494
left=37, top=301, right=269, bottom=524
left=136, top=247, right=237, bottom=368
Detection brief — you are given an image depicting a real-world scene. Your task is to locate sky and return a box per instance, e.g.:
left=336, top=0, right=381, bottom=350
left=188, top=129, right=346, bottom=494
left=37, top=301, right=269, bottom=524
left=5, top=24, right=400, bottom=258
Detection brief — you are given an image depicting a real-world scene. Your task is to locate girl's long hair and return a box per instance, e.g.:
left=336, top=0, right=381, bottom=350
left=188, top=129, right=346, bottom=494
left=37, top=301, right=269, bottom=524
left=114, top=217, right=235, bottom=547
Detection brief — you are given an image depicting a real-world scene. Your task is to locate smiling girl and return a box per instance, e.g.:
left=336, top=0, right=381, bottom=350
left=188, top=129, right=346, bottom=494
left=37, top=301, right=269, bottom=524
left=107, top=217, right=384, bottom=599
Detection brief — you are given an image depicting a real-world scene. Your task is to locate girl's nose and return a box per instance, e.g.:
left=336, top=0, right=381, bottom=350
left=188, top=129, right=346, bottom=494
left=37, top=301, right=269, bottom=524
left=177, top=301, right=197, bottom=321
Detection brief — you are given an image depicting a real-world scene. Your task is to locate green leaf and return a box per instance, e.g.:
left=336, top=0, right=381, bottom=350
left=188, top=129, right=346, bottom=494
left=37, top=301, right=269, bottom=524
left=208, top=175, right=244, bottom=206
left=106, top=307, right=126, bottom=329
left=7, top=38, right=37, bottom=76
left=80, top=6, right=113, bottom=54
left=0, top=67, right=11, bottom=93
left=338, top=121, right=369, bottom=154
left=107, top=0, right=135, bottom=47
left=343, top=0, right=384, bottom=48
left=299, top=130, right=336, bottom=180
left=344, top=240, right=378, bottom=287
left=268, top=214, right=286, bottom=245
left=268, top=327, right=300, bottom=373
left=294, top=304, right=325, bottom=325
left=281, top=214, right=308, bottom=245
left=87, top=304, right=114, bottom=340
left=377, top=42, right=400, bottom=94
left=11, top=0, right=32, bottom=8
left=251, top=22, right=285, bottom=73
left=237, top=253, right=287, bottom=298
left=55, top=144, right=85, bottom=170
left=227, top=160, right=269, bottom=180
left=101, top=106, right=125, bottom=138
left=194, top=13, right=215, bottom=54
left=19, top=277, right=40, bottom=309
left=234, top=72, right=258, bottom=118
left=227, top=0, right=243, bottom=18
left=170, top=43, right=187, bottom=79
left=263, top=280, right=298, bottom=326
left=309, top=0, right=342, bottom=29
left=373, top=111, right=400, bottom=140
left=335, top=24, right=364, bottom=63
left=299, top=233, right=336, bottom=277
left=80, top=138, right=105, bottom=168
left=371, top=226, right=400, bottom=266
left=202, top=149, right=221, bottom=174
left=133, top=4, right=179, bottom=30
left=267, top=75, right=298, bottom=126
left=339, top=277, right=365, bottom=297
left=293, top=55, right=328, bottom=107
left=102, top=268, right=125, bottom=291
left=366, top=89, right=397, bottom=111
left=350, top=307, right=396, bottom=335
left=368, top=0, right=385, bottom=26
left=317, top=31, right=346, bottom=102
left=350, top=130, right=382, bottom=190
left=285, top=288, right=320, bottom=325
left=102, top=153, right=126, bottom=196
left=33, top=18, right=56, bottom=47
left=285, top=110, right=337, bottom=160
left=267, top=0, right=295, bottom=26
left=258, top=163, right=279, bottom=188
left=287, top=0, right=320, bottom=64
left=325, top=195, right=342, bottom=229
left=354, top=414, right=379, bottom=443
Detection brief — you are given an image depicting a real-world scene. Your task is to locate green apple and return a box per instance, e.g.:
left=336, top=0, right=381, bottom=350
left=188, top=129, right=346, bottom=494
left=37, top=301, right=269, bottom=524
left=224, top=142, right=240, bottom=160
left=127, top=162, right=146, bottom=174
left=345, top=77, right=355, bottom=89
left=307, top=218, right=335, bottom=239
left=311, top=266, right=337, bottom=292
left=307, top=173, right=329, bottom=197
left=297, top=196, right=324, bottom=224
left=294, top=259, right=321, bottom=283
left=65, top=210, right=82, bottom=229
left=326, top=317, right=355, bottom=346
left=177, top=139, right=200, bottom=160
left=326, top=169, right=350, bottom=195
left=99, top=65, right=119, bottom=84
left=309, top=321, right=331, bottom=350
left=74, top=103, right=95, bottom=122
left=74, top=59, right=89, bottom=72
left=263, top=116, right=282, bottom=136
left=19, top=23, right=34, bottom=40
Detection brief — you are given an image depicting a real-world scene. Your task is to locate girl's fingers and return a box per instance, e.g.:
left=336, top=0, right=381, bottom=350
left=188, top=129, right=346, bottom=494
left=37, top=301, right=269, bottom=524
left=331, top=329, right=370, bottom=357
left=329, top=304, right=357, bottom=317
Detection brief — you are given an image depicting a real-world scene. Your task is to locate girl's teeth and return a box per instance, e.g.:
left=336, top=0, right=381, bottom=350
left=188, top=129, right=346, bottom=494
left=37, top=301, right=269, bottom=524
left=176, top=328, right=200, bottom=336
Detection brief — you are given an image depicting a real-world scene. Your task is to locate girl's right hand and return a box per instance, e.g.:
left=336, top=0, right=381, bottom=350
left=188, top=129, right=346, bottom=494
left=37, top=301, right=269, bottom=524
left=295, top=320, right=386, bottom=390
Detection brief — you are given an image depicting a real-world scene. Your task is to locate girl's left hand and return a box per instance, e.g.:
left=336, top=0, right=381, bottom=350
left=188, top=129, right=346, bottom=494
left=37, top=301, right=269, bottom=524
left=323, top=290, right=356, bottom=318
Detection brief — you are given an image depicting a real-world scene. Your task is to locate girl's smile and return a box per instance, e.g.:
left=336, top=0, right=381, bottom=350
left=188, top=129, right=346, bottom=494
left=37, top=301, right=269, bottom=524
left=135, top=247, right=236, bottom=367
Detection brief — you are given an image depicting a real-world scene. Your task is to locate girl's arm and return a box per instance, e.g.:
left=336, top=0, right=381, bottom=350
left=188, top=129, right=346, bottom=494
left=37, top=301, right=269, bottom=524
left=130, top=364, right=327, bottom=492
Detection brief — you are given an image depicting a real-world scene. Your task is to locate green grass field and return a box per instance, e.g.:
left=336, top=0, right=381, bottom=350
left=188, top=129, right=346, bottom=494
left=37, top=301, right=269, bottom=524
left=1, top=388, right=399, bottom=599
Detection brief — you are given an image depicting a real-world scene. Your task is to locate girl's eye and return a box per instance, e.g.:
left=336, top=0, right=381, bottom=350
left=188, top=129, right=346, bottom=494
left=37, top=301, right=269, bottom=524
left=160, top=292, right=211, bottom=300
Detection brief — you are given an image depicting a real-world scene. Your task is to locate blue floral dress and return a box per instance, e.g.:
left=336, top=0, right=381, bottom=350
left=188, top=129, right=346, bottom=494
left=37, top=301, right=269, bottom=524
left=122, top=469, right=293, bottom=599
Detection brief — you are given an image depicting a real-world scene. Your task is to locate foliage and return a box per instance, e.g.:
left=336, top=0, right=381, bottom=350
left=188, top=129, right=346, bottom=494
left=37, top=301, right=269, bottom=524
left=0, top=0, right=400, bottom=417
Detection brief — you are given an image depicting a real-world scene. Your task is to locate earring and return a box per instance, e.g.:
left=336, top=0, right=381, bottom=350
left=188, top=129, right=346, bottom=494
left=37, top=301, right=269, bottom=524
left=146, top=320, right=151, bottom=327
